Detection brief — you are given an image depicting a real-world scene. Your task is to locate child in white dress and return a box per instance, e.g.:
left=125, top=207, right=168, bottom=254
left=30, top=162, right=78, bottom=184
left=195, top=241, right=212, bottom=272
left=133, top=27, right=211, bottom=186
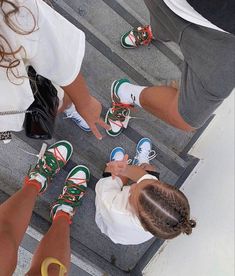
left=95, top=138, right=196, bottom=245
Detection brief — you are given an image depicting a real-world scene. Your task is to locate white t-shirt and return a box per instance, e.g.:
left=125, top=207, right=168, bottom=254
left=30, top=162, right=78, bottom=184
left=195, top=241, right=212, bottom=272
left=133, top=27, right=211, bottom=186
left=0, top=0, right=85, bottom=132
left=95, top=174, right=156, bottom=245
left=163, top=0, right=226, bottom=33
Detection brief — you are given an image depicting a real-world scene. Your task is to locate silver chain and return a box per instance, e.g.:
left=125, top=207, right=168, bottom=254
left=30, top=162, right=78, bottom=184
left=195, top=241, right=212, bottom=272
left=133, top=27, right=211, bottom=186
left=0, top=110, right=32, bottom=115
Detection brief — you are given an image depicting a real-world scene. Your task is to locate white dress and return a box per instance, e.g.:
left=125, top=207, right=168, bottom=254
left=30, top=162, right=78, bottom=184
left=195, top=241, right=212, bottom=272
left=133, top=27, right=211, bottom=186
left=95, top=174, right=156, bottom=245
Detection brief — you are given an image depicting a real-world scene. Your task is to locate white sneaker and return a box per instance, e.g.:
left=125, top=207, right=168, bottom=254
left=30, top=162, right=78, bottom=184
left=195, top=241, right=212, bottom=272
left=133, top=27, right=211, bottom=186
left=133, top=138, right=156, bottom=165
left=64, top=104, right=91, bottom=132
left=110, top=147, right=125, bottom=161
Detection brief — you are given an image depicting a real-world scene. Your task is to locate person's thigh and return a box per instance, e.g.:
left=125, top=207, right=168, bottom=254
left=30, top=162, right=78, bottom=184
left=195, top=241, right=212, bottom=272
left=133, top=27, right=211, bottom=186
left=178, top=62, right=225, bottom=128
left=144, top=0, right=190, bottom=43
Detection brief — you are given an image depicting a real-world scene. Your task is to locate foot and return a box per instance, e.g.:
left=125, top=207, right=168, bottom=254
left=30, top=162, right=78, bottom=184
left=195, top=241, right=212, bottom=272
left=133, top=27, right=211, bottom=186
left=132, top=138, right=156, bottom=165
left=105, top=79, right=134, bottom=137
left=25, top=141, right=73, bottom=193
left=64, top=104, right=91, bottom=132
left=110, top=147, right=125, bottom=161
left=51, top=165, right=90, bottom=222
left=121, top=25, right=153, bottom=49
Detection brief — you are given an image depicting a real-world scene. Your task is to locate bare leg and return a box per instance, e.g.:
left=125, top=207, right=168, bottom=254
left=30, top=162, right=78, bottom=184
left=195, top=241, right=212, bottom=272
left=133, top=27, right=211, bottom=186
left=27, top=214, right=71, bottom=276
left=140, top=86, right=194, bottom=131
left=0, top=185, right=38, bottom=276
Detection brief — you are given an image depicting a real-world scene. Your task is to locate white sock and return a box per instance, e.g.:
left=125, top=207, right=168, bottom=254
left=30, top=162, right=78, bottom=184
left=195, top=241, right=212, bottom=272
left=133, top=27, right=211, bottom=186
left=29, top=173, right=46, bottom=189
left=117, top=83, right=146, bottom=107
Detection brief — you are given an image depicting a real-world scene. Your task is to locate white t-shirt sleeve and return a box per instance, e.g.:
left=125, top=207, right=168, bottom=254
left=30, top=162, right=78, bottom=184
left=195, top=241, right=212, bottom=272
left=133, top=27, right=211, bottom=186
left=95, top=176, right=123, bottom=208
left=28, top=0, right=85, bottom=86
left=137, top=174, right=158, bottom=183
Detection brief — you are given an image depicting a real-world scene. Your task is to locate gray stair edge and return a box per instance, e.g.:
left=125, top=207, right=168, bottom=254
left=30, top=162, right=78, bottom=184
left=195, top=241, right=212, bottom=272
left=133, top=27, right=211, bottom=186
left=21, top=227, right=104, bottom=276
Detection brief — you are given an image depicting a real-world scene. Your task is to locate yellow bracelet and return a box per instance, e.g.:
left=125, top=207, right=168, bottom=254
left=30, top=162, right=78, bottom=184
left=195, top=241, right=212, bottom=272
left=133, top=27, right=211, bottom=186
left=41, top=257, right=67, bottom=276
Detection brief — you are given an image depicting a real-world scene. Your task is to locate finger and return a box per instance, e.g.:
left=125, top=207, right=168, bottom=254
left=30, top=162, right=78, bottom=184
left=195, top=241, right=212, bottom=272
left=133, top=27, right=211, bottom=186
left=122, top=154, right=129, bottom=162
left=90, top=124, right=102, bottom=140
left=98, top=118, right=111, bottom=131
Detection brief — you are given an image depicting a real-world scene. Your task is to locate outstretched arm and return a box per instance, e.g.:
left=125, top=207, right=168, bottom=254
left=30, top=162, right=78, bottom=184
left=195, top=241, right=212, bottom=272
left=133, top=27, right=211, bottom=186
left=62, top=73, right=110, bottom=139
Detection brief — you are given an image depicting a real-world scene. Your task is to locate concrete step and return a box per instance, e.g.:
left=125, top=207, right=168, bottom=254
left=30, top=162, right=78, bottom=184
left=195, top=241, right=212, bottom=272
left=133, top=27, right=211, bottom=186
left=105, top=0, right=184, bottom=61
left=0, top=0, right=209, bottom=274
left=53, top=0, right=195, bottom=156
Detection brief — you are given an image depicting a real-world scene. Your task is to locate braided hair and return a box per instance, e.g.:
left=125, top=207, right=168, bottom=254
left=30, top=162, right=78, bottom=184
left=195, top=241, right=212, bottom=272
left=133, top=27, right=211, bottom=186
left=136, top=181, right=196, bottom=239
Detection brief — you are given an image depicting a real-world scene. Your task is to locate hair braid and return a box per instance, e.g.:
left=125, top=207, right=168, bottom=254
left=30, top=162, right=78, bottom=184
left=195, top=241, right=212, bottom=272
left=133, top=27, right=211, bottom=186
left=137, top=181, right=196, bottom=239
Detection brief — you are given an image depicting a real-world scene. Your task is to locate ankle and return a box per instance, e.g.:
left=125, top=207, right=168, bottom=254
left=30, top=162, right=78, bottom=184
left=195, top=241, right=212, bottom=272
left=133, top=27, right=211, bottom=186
left=118, top=83, right=145, bottom=107
left=23, top=176, right=41, bottom=194
left=53, top=210, right=72, bottom=224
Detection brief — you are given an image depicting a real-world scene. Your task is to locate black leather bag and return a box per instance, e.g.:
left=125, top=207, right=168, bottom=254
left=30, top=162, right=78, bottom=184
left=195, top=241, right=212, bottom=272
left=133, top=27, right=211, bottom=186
left=24, top=66, right=59, bottom=139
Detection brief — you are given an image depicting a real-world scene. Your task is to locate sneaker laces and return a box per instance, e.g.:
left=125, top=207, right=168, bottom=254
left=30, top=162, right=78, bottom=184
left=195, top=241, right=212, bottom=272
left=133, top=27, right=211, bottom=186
left=29, top=148, right=66, bottom=181
left=58, top=177, right=87, bottom=207
left=109, top=102, right=135, bottom=128
left=136, top=148, right=157, bottom=164
left=132, top=25, right=153, bottom=46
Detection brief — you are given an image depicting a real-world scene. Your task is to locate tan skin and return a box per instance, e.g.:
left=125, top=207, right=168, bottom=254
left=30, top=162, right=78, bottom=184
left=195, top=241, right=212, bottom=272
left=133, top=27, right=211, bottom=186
left=140, top=86, right=194, bottom=132
left=0, top=185, right=71, bottom=276
left=61, top=73, right=111, bottom=140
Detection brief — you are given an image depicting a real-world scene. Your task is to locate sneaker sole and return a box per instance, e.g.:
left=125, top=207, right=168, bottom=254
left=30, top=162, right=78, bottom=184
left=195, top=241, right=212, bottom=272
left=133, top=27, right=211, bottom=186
left=110, top=80, right=119, bottom=102
left=71, top=118, right=91, bottom=132
left=120, top=33, right=137, bottom=49
left=105, top=109, right=124, bottom=137
left=110, top=79, right=130, bottom=102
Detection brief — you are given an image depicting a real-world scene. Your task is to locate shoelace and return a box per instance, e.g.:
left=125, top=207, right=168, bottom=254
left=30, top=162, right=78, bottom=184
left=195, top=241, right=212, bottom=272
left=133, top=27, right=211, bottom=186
left=136, top=148, right=157, bottom=163
left=31, top=148, right=66, bottom=180
left=58, top=177, right=87, bottom=207
left=109, top=102, right=135, bottom=128
left=131, top=26, right=153, bottom=46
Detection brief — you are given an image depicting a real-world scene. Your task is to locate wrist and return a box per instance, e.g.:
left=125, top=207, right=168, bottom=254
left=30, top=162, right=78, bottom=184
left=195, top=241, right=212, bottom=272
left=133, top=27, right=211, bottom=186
left=74, top=95, right=92, bottom=112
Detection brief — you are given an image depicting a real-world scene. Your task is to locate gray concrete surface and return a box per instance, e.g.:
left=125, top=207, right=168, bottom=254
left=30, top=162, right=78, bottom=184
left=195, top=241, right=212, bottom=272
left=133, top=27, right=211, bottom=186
left=0, top=0, right=210, bottom=275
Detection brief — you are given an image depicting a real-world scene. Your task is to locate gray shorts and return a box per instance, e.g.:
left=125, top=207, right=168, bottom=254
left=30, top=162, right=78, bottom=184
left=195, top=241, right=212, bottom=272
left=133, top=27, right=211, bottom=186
left=144, top=0, right=235, bottom=128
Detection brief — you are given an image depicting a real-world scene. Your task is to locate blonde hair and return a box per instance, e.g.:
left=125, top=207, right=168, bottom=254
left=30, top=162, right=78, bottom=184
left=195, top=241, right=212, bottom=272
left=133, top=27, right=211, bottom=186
left=136, top=180, right=196, bottom=239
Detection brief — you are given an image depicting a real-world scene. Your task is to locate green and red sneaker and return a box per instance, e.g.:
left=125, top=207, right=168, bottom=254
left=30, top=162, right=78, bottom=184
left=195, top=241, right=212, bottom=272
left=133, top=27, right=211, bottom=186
left=105, top=79, right=134, bottom=137
left=24, top=140, right=73, bottom=194
left=121, top=25, right=153, bottom=49
left=50, top=165, right=90, bottom=222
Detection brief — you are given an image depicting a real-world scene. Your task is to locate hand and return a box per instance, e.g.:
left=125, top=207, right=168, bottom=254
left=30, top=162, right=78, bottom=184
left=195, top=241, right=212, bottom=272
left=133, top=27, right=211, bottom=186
left=76, top=96, right=110, bottom=140
left=106, top=154, right=129, bottom=179
left=139, top=163, right=156, bottom=172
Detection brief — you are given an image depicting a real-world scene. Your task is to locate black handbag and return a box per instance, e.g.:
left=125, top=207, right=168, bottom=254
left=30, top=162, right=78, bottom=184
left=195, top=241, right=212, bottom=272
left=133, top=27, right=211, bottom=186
left=24, top=66, right=59, bottom=139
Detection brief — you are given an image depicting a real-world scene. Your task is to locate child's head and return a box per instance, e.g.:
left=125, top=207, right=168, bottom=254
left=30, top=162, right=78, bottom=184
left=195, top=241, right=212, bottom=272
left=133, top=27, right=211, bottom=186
left=129, top=179, right=196, bottom=239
